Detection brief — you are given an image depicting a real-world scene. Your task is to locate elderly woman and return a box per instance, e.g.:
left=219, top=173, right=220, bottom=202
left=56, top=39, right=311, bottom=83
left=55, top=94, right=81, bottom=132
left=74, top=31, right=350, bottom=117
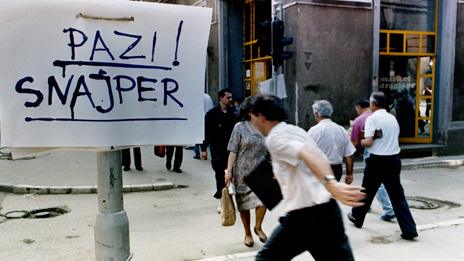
left=225, top=96, right=268, bottom=248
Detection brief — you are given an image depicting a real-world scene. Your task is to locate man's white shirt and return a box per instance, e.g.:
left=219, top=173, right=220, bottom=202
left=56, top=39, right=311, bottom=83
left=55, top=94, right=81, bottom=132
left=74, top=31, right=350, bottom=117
left=307, top=119, right=356, bottom=165
left=364, top=109, right=401, bottom=155
left=265, top=122, right=331, bottom=212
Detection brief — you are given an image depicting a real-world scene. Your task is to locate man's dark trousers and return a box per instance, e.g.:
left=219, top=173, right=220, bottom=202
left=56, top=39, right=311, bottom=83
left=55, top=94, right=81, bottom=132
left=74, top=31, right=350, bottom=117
left=212, top=156, right=227, bottom=199
left=351, top=154, right=417, bottom=235
left=121, top=147, right=142, bottom=169
left=166, top=146, right=183, bottom=170
left=256, top=200, right=354, bottom=261
left=330, top=164, right=343, bottom=181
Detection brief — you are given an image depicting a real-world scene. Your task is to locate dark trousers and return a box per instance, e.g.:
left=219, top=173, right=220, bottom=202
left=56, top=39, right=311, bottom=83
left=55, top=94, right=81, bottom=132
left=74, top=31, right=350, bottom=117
left=212, top=157, right=227, bottom=199
left=331, top=164, right=343, bottom=182
left=256, top=199, right=354, bottom=261
left=121, top=147, right=142, bottom=168
left=166, top=146, right=183, bottom=170
left=351, top=154, right=417, bottom=235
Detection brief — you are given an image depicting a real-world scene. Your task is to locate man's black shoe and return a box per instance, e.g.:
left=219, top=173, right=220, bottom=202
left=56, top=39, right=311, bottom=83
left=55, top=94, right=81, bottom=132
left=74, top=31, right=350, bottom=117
left=193, top=156, right=201, bottom=160
left=136, top=166, right=143, bottom=171
left=347, top=213, right=362, bottom=228
left=401, top=231, right=418, bottom=241
left=123, top=166, right=130, bottom=171
left=173, top=168, right=183, bottom=173
left=166, top=162, right=171, bottom=170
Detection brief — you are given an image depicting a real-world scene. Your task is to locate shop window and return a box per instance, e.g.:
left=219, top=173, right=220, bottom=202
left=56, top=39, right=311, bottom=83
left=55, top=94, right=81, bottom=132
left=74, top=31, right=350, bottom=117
left=381, top=0, right=436, bottom=31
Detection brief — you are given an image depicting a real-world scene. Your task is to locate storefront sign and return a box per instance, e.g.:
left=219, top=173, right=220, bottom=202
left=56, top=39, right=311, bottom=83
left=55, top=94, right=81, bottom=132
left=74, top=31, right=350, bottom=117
left=0, top=0, right=212, bottom=147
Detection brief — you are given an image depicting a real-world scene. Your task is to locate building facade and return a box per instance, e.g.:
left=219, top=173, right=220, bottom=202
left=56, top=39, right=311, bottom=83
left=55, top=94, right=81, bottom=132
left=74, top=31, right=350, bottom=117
left=147, top=0, right=464, bottom=155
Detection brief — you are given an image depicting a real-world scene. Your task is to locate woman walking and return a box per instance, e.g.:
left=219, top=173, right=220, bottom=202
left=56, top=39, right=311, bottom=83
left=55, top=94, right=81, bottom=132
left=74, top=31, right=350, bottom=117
left=225, top=97, right=268, bottom=247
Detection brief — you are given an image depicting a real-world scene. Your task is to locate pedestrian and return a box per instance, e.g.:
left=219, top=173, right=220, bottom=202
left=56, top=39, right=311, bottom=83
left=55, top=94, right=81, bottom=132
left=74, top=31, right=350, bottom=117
left=201, top=88, right=238, bottom=211
left=348, top=91, right=418, bottom=241
left=165, top=145, right=183, bottom=173
left=194, top=93, right=215, bottom=159
left=225, top=97, right=267, bottom=248
left=351, top=98, right=396, bottom=221
left=308, top=100, right=356, bottom=184
left=121, top=147, right=143, bottom=171
left=249, top=94, right=365, bottom=261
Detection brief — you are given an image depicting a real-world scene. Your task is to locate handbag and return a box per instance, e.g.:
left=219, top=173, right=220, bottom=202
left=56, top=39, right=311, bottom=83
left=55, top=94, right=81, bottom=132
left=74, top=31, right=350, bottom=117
left=244, top=156, right=283, bottom=210
left=154, top=145, right=165, bottom=158
left=220, top=187, right=236, bottom=226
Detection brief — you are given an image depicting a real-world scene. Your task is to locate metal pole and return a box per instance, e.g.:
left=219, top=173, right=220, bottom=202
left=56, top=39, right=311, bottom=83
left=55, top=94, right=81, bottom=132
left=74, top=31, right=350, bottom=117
left=372, top=0, right=380, bottom=92
left=95, top=150, right=131, bottom=261
left=271, top=0, right=279, bottom=95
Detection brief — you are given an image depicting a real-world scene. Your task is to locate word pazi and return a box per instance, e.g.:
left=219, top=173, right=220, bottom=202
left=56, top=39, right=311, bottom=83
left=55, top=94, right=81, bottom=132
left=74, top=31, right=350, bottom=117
left=15, top=69, right=183, bottom=119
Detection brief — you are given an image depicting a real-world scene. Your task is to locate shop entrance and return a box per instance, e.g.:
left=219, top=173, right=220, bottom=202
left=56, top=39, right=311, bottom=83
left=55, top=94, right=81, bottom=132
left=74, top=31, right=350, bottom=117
left=243, top=0, right=272, bottom=96
left=378, top=0, right=437, bottom=143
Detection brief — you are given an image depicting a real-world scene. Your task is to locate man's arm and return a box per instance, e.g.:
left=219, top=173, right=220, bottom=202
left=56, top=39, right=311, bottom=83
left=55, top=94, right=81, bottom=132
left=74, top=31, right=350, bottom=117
left=298, top=144, right=365, bottom=206
left=361, top=137, right=374, bottom=147
left=344, top=156, right=353, bottom=184
left=200, top=111, right=213, bottom=160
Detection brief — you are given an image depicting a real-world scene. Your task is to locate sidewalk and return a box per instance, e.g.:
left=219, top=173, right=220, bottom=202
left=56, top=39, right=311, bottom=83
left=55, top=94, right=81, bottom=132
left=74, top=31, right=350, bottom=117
left=0, top=146, right=463, bottom=194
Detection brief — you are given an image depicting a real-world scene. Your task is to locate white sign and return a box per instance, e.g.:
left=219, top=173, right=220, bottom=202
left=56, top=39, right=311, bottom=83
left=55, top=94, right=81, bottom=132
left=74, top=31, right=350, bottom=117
left=0, top=0, right=212, bottom=148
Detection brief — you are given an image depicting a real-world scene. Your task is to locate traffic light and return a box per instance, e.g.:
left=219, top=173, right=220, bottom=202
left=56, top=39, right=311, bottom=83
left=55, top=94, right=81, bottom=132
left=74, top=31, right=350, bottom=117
left=272, top=18, right=293, bottom=70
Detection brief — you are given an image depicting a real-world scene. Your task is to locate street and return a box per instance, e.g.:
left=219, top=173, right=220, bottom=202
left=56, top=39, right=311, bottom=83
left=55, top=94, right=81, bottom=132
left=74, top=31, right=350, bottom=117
left=0, top=147, right=463, bottom=260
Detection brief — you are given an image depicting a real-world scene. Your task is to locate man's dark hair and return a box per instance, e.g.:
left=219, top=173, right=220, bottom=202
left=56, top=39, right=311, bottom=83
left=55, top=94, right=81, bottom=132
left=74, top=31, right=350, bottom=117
left=356, top=98, right=370, bottom=109
left=250, top=94, right=286, bottom=121
left=218, top=88, right=232, bottom=99
left=369, top=91, right=387, bottom=108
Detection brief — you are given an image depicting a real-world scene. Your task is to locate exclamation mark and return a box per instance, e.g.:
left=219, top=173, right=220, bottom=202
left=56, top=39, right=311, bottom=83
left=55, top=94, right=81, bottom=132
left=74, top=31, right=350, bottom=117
left=172, top=20, right=183, bottom=66
left=151, top=31, right=157, bottom=62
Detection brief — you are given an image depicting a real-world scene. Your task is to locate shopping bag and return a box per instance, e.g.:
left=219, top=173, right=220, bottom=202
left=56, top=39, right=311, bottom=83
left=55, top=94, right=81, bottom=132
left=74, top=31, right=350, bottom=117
left=154, top=145, right=165, bottom=158
left=220, top=187, right=236, bottom=226
left=244, top=156, right=283, bottom=210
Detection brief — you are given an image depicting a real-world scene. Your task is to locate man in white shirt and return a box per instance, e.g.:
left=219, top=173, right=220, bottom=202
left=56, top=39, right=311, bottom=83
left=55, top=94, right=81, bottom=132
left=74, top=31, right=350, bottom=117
left=348, top=91, right=418, bottom=241
left=308, top=100, right=356, bottom=184
left=249, top=94, right=365, bottom=261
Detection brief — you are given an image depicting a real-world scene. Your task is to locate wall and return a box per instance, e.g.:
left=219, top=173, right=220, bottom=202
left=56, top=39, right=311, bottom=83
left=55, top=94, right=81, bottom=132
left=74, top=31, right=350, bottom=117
left=283, top=3, right=373, bottom=129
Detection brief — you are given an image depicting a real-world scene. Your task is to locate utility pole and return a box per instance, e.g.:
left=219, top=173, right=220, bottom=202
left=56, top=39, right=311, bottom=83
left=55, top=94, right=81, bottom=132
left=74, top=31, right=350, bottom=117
left=95, top=149, right=131, bottom=261
left=271, top=0, right=279, bottom=95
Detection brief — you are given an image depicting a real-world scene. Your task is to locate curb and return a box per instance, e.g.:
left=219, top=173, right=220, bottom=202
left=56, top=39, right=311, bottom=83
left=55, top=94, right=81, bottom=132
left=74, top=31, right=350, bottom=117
left=0, top=182, right=177, bottom=195
left=353, top=158, right=464, bottom=174
left=0, top=159, right=462, bottom=195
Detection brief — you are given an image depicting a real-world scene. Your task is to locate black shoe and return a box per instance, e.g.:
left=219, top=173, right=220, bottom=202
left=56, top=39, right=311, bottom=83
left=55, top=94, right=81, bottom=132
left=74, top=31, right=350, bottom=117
left=173, top=168, right=182, bottom=173
left=136, top=166, right=143, bottom=171
left=166, top=162, right=171, bottom=170
left=380, top=214, right=396, bottom=222
left=193, top=155, right=201, bottom=159
left=347, top=213, right=362, bottom=228
left=123, top=166, right=130, bottom=171
left=401, top=231, right=418, bottom=241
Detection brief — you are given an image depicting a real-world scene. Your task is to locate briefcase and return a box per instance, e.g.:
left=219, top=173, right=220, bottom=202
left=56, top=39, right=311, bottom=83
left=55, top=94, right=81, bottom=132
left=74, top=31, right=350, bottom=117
left=244, top=157, right=283, bottom=210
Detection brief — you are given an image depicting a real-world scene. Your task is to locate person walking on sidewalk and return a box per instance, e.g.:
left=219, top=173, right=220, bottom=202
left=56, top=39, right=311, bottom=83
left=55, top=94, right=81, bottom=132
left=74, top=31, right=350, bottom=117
left=121, top=147, right=143, bottom=171
left=225, top=97, right=268, bottom=248
left=194, top=93, right=215, bottom=159
left=165, top=146, right=183, bottom=173
left=348, top=92, right=418, bottom=241
left=351, top=98, right=396, bottom=221
left=201, top=88, right=238, bottom=205
left=308, top=100, right=356, bottom=184
left=249, top=94, right=366, bottom=261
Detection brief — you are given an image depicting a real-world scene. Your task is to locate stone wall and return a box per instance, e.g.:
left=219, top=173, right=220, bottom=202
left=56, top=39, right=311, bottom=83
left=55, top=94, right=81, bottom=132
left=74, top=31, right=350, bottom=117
left=283, top=3, right=373, bottom=129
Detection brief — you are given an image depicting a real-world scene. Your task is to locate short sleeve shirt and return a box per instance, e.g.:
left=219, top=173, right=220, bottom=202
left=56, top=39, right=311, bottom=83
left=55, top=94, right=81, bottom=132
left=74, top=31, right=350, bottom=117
left=351, top=111, right=372, bottom=144
left=307, top=119, right=356, bottom=165
left=265, top=122, right=331, bottom=212
left=365, top=109, right=401, bottom=155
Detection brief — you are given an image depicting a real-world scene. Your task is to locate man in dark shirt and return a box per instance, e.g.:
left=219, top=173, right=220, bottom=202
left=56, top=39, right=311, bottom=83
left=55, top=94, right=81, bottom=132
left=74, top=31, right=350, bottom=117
left=201, top=88, right=237, bottom=200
